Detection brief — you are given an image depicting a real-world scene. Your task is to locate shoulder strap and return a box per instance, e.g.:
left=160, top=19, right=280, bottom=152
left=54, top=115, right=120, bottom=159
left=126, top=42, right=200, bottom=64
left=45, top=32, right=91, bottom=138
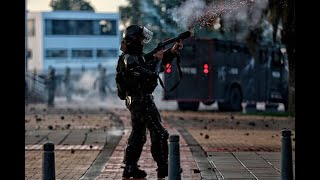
left=158, top=53, right=183, bottom=93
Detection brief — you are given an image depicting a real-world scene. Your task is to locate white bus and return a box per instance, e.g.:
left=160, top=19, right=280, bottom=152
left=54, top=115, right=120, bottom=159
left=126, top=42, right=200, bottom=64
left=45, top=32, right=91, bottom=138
left=27, top=11, right=120, bottom=77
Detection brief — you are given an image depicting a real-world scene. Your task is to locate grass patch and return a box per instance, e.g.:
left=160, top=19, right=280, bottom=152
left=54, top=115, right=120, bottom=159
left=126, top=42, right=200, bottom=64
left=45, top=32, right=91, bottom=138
left=242, top=111, right=295, bottom=117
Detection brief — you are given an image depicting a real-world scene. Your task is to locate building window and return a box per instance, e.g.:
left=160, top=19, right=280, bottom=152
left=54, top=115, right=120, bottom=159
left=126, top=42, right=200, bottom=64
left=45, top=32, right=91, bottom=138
left=97, top=20, right=117, bottom=35
left=45, top=19, right=117, bottom=36
left=45, top=20, right=69, bottom=35
left=72, top=49, right=93, bottom=58
left=27, top=49, right=32, bottom=59
left=46, top=49, right=68, bottom=58
left=27, top=19, right=35, bottom=36
left=74, top=20, right=94, bottom=35
left=96, top=49, right=118, bottom=58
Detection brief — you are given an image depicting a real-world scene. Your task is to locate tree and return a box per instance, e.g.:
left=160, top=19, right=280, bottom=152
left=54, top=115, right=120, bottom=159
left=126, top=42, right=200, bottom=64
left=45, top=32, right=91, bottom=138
left=268, top=0, right=295, bottom=114
left=120, top=0, right=182, bottom=52
left=50, top=0, right=95, bottom=11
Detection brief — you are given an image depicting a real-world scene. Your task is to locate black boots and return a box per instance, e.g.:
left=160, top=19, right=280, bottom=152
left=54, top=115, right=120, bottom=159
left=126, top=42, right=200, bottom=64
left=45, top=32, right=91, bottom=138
left=157, top=163, right=168, bottom=178
left=122, top=164, right=147, bottom=178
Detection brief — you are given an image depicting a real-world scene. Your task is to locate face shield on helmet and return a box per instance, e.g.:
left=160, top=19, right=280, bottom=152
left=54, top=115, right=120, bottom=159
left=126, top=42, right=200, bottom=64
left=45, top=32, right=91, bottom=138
left=141, top=26, right=153, bottom=44
left=122, top=25, right=153, bottom=44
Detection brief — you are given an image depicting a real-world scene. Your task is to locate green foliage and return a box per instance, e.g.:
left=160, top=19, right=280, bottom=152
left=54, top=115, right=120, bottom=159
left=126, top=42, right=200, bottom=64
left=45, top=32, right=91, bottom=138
left=120, top=0, right=183, bottom=52
left=50, top=0, right=95, bottom=11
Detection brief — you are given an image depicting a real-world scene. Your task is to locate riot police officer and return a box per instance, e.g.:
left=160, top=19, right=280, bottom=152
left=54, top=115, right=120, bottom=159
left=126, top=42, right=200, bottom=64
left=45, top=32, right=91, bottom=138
left=63, top=67, right=72, bottom=102
left=46, top=68, right=57, bottom=107
left=116, top=25, right=183, bottom=179
left=94, top=67, right=107, bottom=101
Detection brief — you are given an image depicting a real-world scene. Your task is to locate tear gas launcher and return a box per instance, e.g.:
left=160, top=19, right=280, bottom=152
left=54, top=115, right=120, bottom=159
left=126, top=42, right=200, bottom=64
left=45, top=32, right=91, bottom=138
left=149, top=31, right=193, bottom=55
left=150, top=31, right=193, bottom=93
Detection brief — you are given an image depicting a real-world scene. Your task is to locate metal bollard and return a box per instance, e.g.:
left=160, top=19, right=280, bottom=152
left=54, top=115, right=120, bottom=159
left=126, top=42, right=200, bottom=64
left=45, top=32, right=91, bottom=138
left=281, top=129, right=293, bottom=180
left=169, top=134, right=181, bottom=180
left=43, top=142, right=56, bottom=180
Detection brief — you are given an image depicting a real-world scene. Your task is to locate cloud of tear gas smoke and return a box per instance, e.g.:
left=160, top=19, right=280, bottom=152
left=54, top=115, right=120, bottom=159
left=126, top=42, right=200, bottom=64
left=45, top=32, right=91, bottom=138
left=77, top=71, right=97, bottom=91
left=54, top=70, right=124, bottom=109
left=54, top=71, right=178, bottom=110
left=168, top=0, right=270, bottom=41
left=169, top=0, right=206, bottom=30
left=56, top=71, right=100, bottom=104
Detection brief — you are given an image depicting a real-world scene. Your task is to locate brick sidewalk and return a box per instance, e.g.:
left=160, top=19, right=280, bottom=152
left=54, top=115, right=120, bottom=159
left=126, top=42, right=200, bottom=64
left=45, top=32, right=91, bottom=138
left=25, top=108, right=122, bottom=180
left=188, top=128, right=295, bottom=152
left=25, top=106, right=295, bottom=179
left=161, top=111, right=295, bottom=152
left=97, top=109, right=201, bottom=179
left=25, top=147, right=101, bottom=180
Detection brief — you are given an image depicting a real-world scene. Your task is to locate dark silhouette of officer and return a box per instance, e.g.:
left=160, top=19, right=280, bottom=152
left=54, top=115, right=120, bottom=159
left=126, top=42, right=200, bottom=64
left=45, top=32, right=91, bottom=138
left=46, top=68, right=57, bottom=107
left=116, top=25, right=183, bottom=179
left=63, top=67, right=73, bottom=102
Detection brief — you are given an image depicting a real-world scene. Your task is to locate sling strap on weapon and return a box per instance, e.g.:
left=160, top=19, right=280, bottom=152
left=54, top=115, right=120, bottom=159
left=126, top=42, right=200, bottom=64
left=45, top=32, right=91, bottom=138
left=158, top=52, right=183, bottom=93
left=151, top=31, right=191, bottom=93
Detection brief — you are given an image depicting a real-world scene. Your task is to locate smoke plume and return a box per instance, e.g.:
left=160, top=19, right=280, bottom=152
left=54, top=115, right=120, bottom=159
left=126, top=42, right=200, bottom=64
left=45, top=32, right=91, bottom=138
left=168, top=0, right=270, bottom=41
left=169, top=0, right=206, bottom=30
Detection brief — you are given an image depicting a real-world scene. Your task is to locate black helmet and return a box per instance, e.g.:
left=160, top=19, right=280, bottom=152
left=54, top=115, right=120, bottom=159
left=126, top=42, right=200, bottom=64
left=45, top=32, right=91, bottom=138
left=123, top=25, right=153, bottom=44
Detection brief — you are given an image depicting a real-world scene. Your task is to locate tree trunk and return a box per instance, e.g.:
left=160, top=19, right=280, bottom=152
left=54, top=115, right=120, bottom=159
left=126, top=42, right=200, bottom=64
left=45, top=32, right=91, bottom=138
left=283, top=0, right=295, bottom=115
left=287, top=46, right=295, bottom=114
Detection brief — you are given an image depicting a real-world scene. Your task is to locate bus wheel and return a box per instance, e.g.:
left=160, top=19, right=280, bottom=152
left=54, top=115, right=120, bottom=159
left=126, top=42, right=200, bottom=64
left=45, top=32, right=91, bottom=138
left=202, top=100, right=214, bottom=106
left=218, top=87, right=243, bottom=112
left=177, top=102, right=200, bottom=111
left=229, top=87, right=243, bottom=111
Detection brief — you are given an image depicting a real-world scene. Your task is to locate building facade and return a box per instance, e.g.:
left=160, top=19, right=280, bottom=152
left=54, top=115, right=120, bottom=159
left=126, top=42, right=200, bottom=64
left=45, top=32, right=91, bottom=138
left=27, top=11, right=120, bottom=76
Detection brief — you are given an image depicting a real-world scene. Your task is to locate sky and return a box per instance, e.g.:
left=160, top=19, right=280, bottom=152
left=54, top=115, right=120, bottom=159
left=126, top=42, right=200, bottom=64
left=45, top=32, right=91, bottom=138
left=27, top=0, right=128, bottom=12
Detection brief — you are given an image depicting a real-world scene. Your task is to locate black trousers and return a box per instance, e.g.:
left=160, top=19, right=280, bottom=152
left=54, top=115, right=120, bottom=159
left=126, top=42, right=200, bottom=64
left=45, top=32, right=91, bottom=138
left=124, top=96, right=169, bottom=168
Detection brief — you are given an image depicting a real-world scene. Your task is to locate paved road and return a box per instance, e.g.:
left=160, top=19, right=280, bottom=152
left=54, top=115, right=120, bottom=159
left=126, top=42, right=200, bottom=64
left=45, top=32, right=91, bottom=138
left=25, top=105, right=295, bottom=179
